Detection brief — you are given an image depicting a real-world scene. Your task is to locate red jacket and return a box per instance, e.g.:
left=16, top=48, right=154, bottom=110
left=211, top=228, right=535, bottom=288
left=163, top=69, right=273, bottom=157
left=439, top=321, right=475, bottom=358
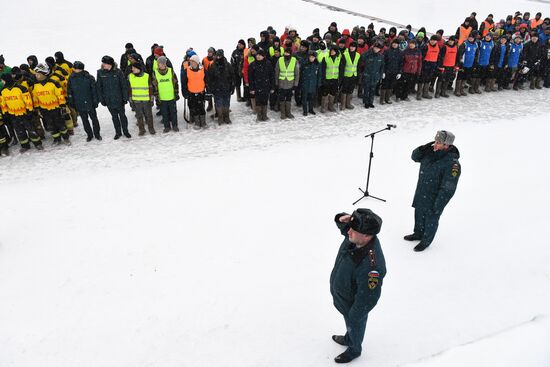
left=402, top=48, right=423, bottom=74
left=357, top=44, right=369, bottom=55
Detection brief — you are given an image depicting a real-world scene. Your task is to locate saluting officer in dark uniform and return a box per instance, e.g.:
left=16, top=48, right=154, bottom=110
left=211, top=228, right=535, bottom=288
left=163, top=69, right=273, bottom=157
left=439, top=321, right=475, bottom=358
left=405, top=130, right=461, bottom=252
left=330, top=208, right=386, bottom=364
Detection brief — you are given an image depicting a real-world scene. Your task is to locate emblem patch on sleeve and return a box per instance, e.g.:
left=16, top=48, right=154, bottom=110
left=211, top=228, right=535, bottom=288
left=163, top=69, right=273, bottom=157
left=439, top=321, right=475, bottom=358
left=368, top=270, right=380, bottom=290
left=451, top=163, right=460, bottom=177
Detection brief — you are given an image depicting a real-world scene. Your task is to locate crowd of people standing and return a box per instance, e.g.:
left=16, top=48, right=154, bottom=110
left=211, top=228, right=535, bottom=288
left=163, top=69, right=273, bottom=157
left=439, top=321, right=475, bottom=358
left=0, top=10, right=548, bottom=157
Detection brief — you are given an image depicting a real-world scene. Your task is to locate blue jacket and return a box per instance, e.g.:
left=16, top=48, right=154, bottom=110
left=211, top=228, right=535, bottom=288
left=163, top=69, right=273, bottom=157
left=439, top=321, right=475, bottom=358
left=494, top=43, right=509, bottom=68
left=460, top=40, right=479, bottom=68
left=300, top=59, right=322, bottom=94
left=478, top=40, right=494, bottom=66
left=508, top=43, right=523, bottom=68
left=330, top=213, right=386, bottom=320
left=412, top=142, right=461, bottom=214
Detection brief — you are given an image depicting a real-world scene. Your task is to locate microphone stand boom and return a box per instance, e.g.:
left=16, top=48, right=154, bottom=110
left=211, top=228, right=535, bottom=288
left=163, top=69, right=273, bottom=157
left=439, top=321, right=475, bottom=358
left=352, top=124, right=396, bottom=205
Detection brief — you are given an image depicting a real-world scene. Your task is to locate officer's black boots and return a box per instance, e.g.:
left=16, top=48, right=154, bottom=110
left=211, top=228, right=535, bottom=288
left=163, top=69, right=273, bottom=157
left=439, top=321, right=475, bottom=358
left=414, top=242, right=430, bottom=252
left=404, top=234, right=421, bottom=241
left=332, top=335, right=348, bottom=346
left=334, top=349, right=358, bottom=364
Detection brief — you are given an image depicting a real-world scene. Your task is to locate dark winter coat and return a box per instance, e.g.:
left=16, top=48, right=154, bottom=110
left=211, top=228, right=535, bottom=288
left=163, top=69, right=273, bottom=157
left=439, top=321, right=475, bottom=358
left=96, top=67, right=128, bottom=107
left=523, top=40, right=543, bottom=67
left=248, top=59, right=275, bottom=96
left=67, top=71, right=99, bottom=112
left=231, top=47, right=244, bottom=78
left=411, top=142, right=461, bottom=214
left=300, top=59, right=322, bottom=93
left=402, top=47, right=423, bottom=75
left=361, top=49, right=385, bottom=85
left=383, top=47, right=403, bottom=74
left=208, top=58, right=235, bottom=96
left=330, top=213, right=386, bottom=320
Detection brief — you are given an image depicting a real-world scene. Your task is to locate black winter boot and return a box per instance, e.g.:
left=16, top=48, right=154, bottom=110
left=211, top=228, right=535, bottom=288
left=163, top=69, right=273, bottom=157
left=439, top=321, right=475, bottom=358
left=332, top=335, right=348, bottom=346
left=404, top=234, right=422, bottom=241
left=414, top=242, right=430, bottom=252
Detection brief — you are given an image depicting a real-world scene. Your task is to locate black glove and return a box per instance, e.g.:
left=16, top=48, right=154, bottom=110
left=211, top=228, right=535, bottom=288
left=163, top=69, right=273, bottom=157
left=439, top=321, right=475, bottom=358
left=419, top=141, right=434, bottom=152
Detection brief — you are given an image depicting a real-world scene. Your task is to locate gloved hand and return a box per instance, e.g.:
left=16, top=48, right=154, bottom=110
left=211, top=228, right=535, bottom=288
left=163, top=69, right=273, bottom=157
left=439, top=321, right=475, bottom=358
left=382, top=73, right=386, bottom=79
left=396, top=74, right=401, bottom=80
left=489, top=65, right=495, bottom=70
left=175, top=94, right=180, bottom=101
left=521, top=66, right=530, bottom=74
left=438, top=68, right=444, bottom=73
left=419, top=141, right=434, bottom=152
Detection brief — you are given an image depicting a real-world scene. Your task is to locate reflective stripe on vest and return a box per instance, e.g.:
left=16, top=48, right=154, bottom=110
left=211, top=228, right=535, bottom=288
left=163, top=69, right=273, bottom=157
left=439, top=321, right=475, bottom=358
left=325, top=55, right=341, bottom=80
left=424, top=44, right=440, bottom=62
left=129, top=73, right=150, bottom=101
left=443, top=45, right=458, bottom=67
left=278, top=57, right=297, bottom=81
left=458, top=26, right=472, bottom=45
left=269, top=46, right=284, bottom=57
left=186, top=68, right=205, bottom=94
left=343, top=50, right=360, bottom=77
left=154, top=68, right=175, bottom=101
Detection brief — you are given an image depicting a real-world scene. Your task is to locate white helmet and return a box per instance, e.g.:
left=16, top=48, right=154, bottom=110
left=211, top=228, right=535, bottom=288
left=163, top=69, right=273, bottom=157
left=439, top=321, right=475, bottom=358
left=34, top=63, right=50, bottom=75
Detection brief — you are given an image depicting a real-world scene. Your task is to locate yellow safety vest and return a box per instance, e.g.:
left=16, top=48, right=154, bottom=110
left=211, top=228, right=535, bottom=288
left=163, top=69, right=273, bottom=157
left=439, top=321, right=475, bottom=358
left=154, top=68, right=175, bottom=101
left=269, top=46, right=284, bottom=57
left=344, top=50, right=360, bottom=77
left=129, top=73, right=150, bottom=101
left=278, top=57, right=297, bottom=81
left=325, top=55, right=341, bottom=80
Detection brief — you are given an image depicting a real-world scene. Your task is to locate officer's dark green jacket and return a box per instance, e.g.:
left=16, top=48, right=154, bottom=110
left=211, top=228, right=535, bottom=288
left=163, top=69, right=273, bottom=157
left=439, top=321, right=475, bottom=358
left=412, top=142, right=461, bottom=214
left=330, top=213, right=387, bottom=321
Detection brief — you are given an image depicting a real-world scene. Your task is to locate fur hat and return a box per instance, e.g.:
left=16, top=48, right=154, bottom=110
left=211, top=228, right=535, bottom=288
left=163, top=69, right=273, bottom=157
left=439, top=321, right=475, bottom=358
left=434, top=130, right=455, bottom=145
left=349, top=209, right=382, bottom=235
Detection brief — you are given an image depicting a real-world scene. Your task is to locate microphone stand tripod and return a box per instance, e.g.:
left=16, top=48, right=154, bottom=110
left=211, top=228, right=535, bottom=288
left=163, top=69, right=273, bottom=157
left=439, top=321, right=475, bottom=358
left=352, top=124, right=396, bottom=205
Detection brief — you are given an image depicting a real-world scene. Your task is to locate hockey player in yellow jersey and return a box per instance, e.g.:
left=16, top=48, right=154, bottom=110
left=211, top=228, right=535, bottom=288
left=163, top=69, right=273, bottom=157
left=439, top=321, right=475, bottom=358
left=32, top=63, right=71, bottom=145
left=0, top=73, right=43, bottom=152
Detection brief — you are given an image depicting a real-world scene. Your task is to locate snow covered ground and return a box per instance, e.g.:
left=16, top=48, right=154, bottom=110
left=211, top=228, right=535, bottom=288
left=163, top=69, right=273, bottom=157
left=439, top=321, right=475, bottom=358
left=1, top=1, right=550, bottom=366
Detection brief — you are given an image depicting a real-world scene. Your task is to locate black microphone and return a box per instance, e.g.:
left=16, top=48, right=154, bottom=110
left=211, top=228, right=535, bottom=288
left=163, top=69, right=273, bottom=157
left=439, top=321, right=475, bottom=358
left=387, top=124, right=397, bottom=128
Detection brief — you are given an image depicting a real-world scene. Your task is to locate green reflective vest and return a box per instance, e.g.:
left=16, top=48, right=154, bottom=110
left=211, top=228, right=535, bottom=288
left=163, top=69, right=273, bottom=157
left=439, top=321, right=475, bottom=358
left=317, top=50, right=328, bottom=63
left=269, top=46, right=284, bottom=57
left=129, top=73, right=150, bottom=101
left=325, top=55, right=341, bottom=80
left=344, top=50, right=360, bottom=77
left=278, top=57, right=297, bottom=81
left=154, top=68, right=175, bottom=101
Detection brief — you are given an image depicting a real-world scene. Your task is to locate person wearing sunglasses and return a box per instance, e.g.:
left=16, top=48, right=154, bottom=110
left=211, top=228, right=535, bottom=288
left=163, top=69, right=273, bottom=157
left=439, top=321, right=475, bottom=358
left=330, top=208, right=386, bottom=363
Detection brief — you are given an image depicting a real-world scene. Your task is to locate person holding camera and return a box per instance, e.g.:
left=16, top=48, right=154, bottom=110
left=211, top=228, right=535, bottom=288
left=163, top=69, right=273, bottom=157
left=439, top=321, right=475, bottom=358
left=330, top=208, right=386, bottom=363
left=405, top=131, right=461, bottom=252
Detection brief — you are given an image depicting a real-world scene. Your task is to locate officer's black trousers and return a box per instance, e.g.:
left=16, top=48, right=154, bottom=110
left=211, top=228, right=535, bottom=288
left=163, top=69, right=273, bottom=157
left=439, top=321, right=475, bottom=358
left=343, top=313, right=369, bottom=357
left=414, top=208, right=441, bottom=246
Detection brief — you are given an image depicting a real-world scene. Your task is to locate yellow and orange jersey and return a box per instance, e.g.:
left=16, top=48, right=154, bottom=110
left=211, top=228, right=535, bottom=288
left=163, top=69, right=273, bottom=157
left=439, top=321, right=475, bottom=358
left=0, top=85, right=33, bottom=116
left=57, top=62, right=73, bottom=76
left=49, top=71, right=68, bottom=96
left=32, top=79, right=65, bottom=110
